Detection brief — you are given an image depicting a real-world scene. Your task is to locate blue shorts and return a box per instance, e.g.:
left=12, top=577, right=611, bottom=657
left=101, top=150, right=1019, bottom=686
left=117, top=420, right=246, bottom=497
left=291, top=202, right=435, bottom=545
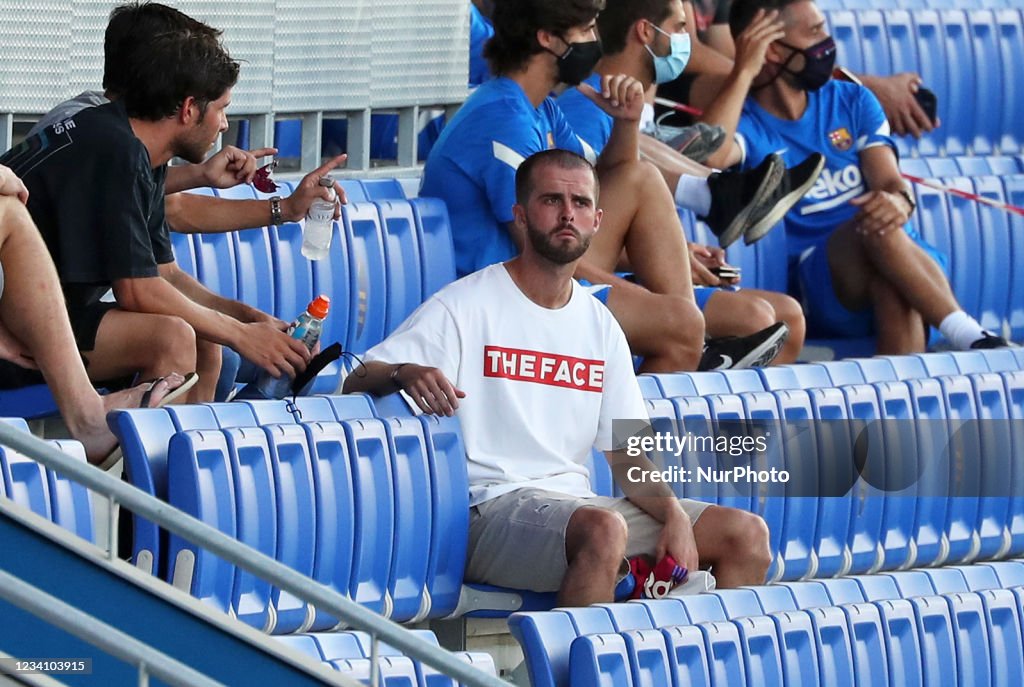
left=578, top=278, right=611, bottom=305
left=695, top=285, right=741, bottom=311
left=796, top=231, right=949, bottom=338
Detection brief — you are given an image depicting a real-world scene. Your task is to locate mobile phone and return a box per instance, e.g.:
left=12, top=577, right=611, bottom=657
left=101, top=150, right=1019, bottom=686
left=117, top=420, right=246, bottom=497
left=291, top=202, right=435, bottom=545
left=711, top=266, right=741, bottom=279
left=914, top=87, right=938, bottom=127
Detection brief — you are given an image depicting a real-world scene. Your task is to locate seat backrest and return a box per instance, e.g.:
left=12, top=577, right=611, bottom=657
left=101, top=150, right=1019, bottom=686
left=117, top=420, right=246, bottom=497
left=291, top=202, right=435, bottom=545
left=876, top=600, right=923, bottom=687
left=769, top=611, right=820, bottom=687
left=996, top=10, right=1024, bottom=153
left=263, top=424, right=318, bottom=633
left=301, top=422, right=357, bottom=631
left=569, top=634, right=635, bottom=687
left=343, top=418, right=396, bottom=617
left=508, top=611, right=579, bottom=687
left=733, top=615, right=785, bottom=687
left=45, top=440, right=93, bottom=543
left=806, top=606, right=856, bottom=687
left=343, top=202, right=388, bottom=353
left=194, top=231, right=239, bottom=301
left=326, top=394, right=377, bottom=420
left=662, top=625, right=712, bottom=687
left=410, top=197, right=457, bottom=302
left=968, top=10, right=1001, bottom=154
left=947, top=592, right=993, bottom=687
left=270, top=217, right=315, bottom=322
left=909, top=595, right=958, bottom=687
left=699, top=621, right=747, bottom=687
left=978, top=588, right=1024, bottom=686
left=166, top=429, right=237, bottom=615
left=377, top=200, right=423, bottom=335
left=622, top=629, right=674, bottom=687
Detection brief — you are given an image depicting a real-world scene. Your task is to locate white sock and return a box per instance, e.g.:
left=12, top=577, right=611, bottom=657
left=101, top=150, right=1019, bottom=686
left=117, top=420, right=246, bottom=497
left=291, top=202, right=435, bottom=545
left=675, top=174, right=712, bottom=216
left=938, top=310, right=987, bottom=350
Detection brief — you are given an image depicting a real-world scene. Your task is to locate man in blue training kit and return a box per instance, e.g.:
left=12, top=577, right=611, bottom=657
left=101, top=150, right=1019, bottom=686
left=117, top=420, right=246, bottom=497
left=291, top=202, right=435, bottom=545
left=557, top=0, right=824, bottom=364
left=722, top=0, right=1010, bottom=352
left=422, top=0, right=794, bottom=372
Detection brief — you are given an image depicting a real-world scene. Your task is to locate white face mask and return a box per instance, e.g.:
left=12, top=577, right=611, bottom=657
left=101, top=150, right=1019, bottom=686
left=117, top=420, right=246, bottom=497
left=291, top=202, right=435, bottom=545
left=645, top=24, right=691, bottom=84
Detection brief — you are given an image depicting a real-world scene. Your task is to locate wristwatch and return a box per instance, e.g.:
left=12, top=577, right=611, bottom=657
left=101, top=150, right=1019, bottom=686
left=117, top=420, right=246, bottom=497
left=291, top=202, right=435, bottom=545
left=269, top=196, right=283, bottom=226
left=897, top=189, right=916, bottom=217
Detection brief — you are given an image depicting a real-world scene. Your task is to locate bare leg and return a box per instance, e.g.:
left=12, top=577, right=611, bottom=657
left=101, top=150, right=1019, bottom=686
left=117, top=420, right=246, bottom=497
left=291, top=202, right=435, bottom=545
left=83, top=310, right=197, bottom=384
left=703, top=289, right=805, bottom=364
left=605, top=282, right=705, bottom=372
left=588, top=159, right=695, bottom=298
left=559, top=507, right=628, bottom=606
left=690, top=505, right=772, bottom=588
left=0, top=198, right=184, bottom=462
left=871, top=278, right=926, bottom=355
left=192, top=338, right=223, bottom=403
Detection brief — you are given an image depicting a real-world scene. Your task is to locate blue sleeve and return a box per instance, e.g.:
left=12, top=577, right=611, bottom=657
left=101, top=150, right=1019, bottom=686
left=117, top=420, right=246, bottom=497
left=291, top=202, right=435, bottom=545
left=475, top=103, right=544, bottom=225
left=853, top=85, right=895, bottom=153
left=735, top=112, right=775, bottom=170
left=547, top=100, right=593, bottom=162
left=469, top=4, right=494, bottom=86
left=556, top=89, right=611, bottom=155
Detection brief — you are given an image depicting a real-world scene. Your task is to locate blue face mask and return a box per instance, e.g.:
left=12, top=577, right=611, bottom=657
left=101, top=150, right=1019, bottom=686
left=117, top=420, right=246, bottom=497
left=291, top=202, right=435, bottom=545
left=645, top=24, right=691, bottom=84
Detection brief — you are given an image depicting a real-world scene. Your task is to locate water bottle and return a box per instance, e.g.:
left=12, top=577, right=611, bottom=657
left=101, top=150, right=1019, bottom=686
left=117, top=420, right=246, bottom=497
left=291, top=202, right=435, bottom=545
left=255, top=295, right=331, bottom=399
left=301, top=175, right=337, bottom=260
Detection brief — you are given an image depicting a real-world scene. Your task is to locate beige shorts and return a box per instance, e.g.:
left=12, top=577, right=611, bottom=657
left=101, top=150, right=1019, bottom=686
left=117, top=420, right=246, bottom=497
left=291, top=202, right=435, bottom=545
left=465, top=488, right=712, bottom=592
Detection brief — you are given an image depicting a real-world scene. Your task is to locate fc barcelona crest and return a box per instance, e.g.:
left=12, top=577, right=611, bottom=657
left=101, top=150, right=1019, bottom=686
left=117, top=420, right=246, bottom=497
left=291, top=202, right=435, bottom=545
left=828, top=127, right=853, bottom=151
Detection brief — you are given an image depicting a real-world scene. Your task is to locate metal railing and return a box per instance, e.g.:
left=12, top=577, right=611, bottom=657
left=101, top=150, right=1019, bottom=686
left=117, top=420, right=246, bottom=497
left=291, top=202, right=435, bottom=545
left=0, top=423, right=507, bottom=687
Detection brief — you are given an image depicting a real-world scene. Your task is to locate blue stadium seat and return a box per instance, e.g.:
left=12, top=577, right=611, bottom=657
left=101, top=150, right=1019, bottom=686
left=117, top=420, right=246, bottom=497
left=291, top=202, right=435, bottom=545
left=750, top=585, right=798, bottom=614
left=856, top=10, right=892, bottom=81
left=996, top=10, right=1024, bottom=154
left=0, top=431, right=52, bottom=521
left=337, top=179, right=369, bottom=203
left=633, top=599, right=690, bottom=628
left=970, top=373, right=1014, bottom=560
left=508, top=610, right=579, bottom=687
left=417, top=415, right=469, bottom=618
left=939, top=12, right=975, bottom=155
left=909, top=595, right=958, bottom=687
left=721, top=370, right=766, bottom=393
left=669, top=396, right=720, bottom=504
left=326, top=394, right=376, bottom=420
left=45, top=440, right=93, bottom=543
left=873, top=381, right=920, bottom=570
left=1004, top=176, right=1024, bottom=340
left=945, top=178, right=984, bottom=319
left=383, top=417, right=432, bottom=622
left=686, top=372, right=731, bottom=396
left=883, top=570, right=937, bottom=601
left=569, top=634, right=635, bottom=687
left=595, top=603, right=654, bottom=632
left=839, top=603, right=890, bottom=687
left=650, top=373, right=698, bottom=398
left=806, top=606, right=856, bottom=687
left=916, top=352, right=961, bottom=377
left=818, top=578, right=866, bottom=606
left=946, top=593, right=993, bottom=687
left=978, top=588, right=1024, bottom=687
left=772, top=389, right=819, bottom=580
left=779, top=581, right=832, bottom=610
left=698, top=622, right=747, bottom=687
left=818, top=361, right=866, bottom=387
left=951, top=564, right=1001, bottom=592
left=409, top=197, right=457, bottom=301
left=905, top=379, right=950, bottom=566
left=707, top=394, right=756, bottom=513
left=170, top=230, right=199, bottom=279
left=924, top=156, right=963, bottom=178
left=661, top=625, right=712, bottom=687
left=108, top=408, right=181, bottom=574
left=968, top=11, right=1001, bottom=154
left=751, top=220, right=788, bottom=293
left=636, top=375, right=663, bottom=399
left=900, top=157, right=931, bottom=178
left=954, top=155, right=994, bottom=176
left=343, top=419, right=396, bottom=616
left=377, top=200, right=423, bottom=335
left=910, top=11, right=946, bottom=157
left=586, top=447, right=615, bottom=498
left=270, top=216, right=315, bottom=323
left=301, top=422, right=356, bottom=631
left=622, top=629, right=674, bottom=687
left=230, top=224, right=276, bottom=313
left=769, top=611, right=820, bottom=686
left=975, top=348, right=1019, bottom=372
left=980, top=561, right=1024, bottom=588
left=789, top=364, right=834, bottom=389
left=194, top=231, right=238, bottom=301
left=849, top=574, right=900, bottom=602
left=166, top=429, right=236, bottom=615
left=840, top=384, right=886, bottom=575
left=309, top=215, right=351, bottom=390
left=1003, top=371, right=1024, bottom=555
left=875, top=599, right=924, bottom=687
left=274, top=634, right=323, bottom=659
left=827, top=11, right=864, bottom=72
left=757, top=366, right=802, bottom=391
left=949, top=350, right=994, bottom=375
left=972, top=176, right=1014, bottom=334
left=986, top=155, right=1023, bottom=175
left=923, top=568, right=970, bottom=595
left=205, top=402, right=259, bottom=429
left=732, top=616, right=785, bottom=687
left=676, top=595, right=727, bottom=624
left=884, top=354, right=929, bottom=380
left=808, top=387, right=855, bottom=577
left=223, top=427, right=277, bottom=631
left=939, top=375, right=983, bottom=564
left=343, top=202, right=388, bottom=353
left=366, top=392, right=415, bottom=418
left=711, top=589, right=765, bottom=620
left=847, top=357, right=897, bottom=383
left=361, top=178, right=406, bottom=201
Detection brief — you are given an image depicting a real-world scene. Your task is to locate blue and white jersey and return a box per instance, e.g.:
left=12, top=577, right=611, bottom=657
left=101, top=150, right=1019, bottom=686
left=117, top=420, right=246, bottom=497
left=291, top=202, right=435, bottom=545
left=556, top=74, right=613, bottom=154
left=421, top=77, right=596, bottom=277
left=469, top=3, right=494, bottom=87
left=735, top=80, right=901, bottom=261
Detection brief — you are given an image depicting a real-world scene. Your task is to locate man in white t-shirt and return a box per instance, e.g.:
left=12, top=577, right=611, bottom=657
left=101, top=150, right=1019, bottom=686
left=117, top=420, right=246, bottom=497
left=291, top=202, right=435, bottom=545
left=344, top=149, right=770, bottom=604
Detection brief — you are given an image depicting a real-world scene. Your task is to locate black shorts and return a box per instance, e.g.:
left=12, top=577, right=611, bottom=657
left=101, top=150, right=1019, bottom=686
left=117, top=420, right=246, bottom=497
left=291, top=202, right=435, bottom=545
left=67, top=301, right=119, bottom=352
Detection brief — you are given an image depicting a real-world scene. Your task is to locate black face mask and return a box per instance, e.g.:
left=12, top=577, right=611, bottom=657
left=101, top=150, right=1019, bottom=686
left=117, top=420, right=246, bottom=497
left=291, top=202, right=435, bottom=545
left=551, top=38, right=602, bottom=85
left=778, top=36, right=837, bottom=91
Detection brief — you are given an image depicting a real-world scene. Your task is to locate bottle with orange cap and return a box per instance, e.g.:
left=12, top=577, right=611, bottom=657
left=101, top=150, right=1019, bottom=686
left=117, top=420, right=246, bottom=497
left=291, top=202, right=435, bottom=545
left=255, top=294, right=331, bottom=399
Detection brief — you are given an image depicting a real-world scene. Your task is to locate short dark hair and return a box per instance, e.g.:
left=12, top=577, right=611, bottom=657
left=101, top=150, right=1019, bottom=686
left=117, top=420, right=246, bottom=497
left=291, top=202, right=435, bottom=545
left=515, top=149, right=600, bottom=205
left=597, top=0, right=675, bottom=56
left=104, top=2, right=222, bottom=96
left=730, top=0, right=802, bottom=38
left=119, top=29, right=239, bottom=121
left=485, top=0, right=605, bottom=76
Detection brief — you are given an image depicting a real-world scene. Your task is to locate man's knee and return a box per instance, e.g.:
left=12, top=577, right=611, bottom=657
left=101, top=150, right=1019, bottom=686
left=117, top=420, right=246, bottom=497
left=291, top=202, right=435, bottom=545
left=567, top=507, right=628, bottom=566
left=730, top=295, right=778, bottom=332
left=148, top=316, right=198, bottom=366
left=654, top=295, right=705, bottom=368
left=720, top=510, right=772, bottom=573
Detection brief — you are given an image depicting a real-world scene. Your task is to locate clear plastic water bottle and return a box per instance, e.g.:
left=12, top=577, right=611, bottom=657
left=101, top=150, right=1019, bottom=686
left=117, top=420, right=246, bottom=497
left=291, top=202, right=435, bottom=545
left=301, top=175, right=337, bottom=260
left=255, top=295, right=331, bottom=399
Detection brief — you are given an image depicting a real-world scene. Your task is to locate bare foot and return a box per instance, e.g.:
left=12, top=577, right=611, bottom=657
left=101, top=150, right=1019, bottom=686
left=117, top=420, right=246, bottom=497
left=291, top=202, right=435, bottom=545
left=72, top=373, right=189, bottom=465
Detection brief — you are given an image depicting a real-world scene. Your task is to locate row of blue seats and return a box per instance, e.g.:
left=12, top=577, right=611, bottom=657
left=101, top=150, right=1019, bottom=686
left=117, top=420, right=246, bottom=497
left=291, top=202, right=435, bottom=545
left=0, top=418, right=93, bottom=543
left=174, top=180, right=456, bottom=393
left=824, top=8, right=1024, bottom=157
left=276, top=629, right=496, bottom=687
left=900, top=154, right=1024, bottom=177
left=681, top=174, right=1024, bottom=351
left=510, top=563, right=1024, bottom=687
left=818, top=0, right=1024, bottom=13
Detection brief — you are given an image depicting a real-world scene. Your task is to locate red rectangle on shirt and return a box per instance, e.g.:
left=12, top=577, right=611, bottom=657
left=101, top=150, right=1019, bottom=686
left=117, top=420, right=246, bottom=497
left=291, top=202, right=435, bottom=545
left=483, top=345, right=605, bottom=393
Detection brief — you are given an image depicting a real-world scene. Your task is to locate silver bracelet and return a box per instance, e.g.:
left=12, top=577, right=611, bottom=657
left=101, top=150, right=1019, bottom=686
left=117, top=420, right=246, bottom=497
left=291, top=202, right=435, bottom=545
left=269, top=196, right=283, bottom=226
